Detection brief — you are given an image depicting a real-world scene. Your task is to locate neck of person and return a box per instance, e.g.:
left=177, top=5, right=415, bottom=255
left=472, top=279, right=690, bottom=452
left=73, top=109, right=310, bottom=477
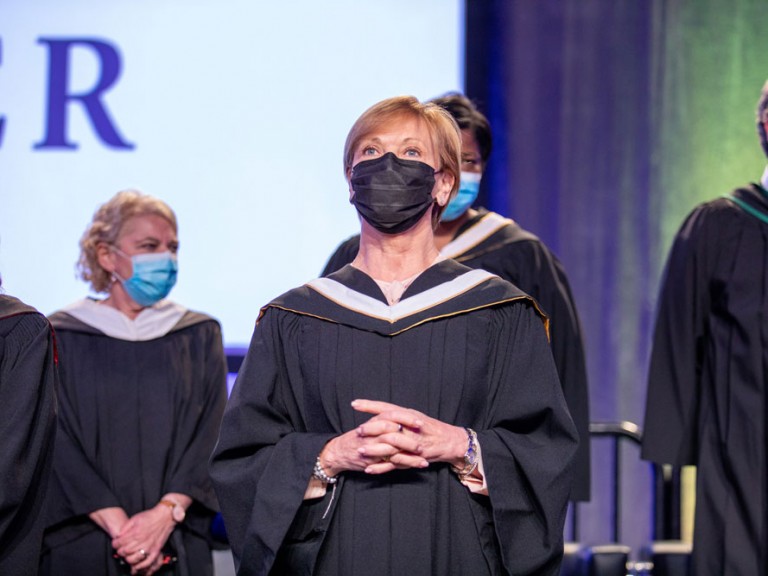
left=353, top=214, right=441, bottom=282
left=101, top=281, right=147, bottom=320
left=433, top=208, right=475, bottom=250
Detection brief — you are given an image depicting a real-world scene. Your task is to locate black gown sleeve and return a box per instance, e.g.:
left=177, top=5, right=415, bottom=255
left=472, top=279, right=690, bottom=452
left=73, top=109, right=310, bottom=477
left=165, top=321, right=227, bottom=510
left=209, top=310, right=336, bottom=575
left=0, top=309, right=58, bottom=576
left=45, top=334, right=123, bottom=525
left=641, top=205, right=716, bottom=465
left=480, top=303, right=580, bottom=575
left=321, top=235, right=360, bottom=276
left=500, top=239, right=591, bottom=501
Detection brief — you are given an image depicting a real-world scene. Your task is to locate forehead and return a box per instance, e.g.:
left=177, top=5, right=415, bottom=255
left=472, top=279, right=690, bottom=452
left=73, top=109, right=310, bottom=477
left=358, top=114, right=431, bottom=145
left=460, top=129, right=481, bottom=154
left=119, top=213, right=177, bottom=238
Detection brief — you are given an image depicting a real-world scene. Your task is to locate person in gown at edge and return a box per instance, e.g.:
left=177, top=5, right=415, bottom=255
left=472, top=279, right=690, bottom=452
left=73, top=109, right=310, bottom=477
left=323, top=92, right=591, bottom=502
left=0, top=283, right=58, bottom=576
left=642, top=82, right=768, bottom=575
left=641, top=80, right=768, bottom=575
left=210, top=96, right=579, bottom=576
left=40, top=190, right=228, bottom=576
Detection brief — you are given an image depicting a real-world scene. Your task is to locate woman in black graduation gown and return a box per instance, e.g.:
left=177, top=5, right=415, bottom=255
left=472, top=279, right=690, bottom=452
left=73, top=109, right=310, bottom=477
left=41, top=190, right=228, bottom=576
left=211, top=96, right=579, bottom=576
left=323, top=92, right=591, bottom=503
left=0, top=291, right=57, bottom=576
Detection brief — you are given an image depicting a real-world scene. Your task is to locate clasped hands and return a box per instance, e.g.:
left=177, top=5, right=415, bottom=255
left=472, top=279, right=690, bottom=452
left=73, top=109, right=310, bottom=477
left=111, top=504, right=175, bottom=575
left=90, top=502, right=176, bottom=575
left=319, top=399, right=468, bottom=476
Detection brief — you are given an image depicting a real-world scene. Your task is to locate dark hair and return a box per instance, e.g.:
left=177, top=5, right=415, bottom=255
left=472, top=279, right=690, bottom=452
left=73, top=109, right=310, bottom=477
left=757, top=80, right=768, bottom=157
left=429, top=92, right=492, bottom=164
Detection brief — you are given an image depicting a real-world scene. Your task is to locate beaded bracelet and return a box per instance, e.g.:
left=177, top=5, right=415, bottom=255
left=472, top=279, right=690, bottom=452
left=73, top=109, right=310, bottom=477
left=452, top=427, right=478, bottom=478
left=313, top=457, right=338, bottom=484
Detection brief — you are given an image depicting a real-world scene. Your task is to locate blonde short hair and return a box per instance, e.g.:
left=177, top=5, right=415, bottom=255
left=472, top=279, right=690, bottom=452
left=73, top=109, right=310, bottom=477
left=77, top=189, right=177, bottom=293
left=343, top=96, right=461, bottom=225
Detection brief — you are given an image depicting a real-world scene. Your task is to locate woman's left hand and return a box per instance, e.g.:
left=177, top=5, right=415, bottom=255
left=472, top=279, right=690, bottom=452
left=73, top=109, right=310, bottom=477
left=111, top=504, right=175, bottom=575
left=352, top=399, right=468, bottom=474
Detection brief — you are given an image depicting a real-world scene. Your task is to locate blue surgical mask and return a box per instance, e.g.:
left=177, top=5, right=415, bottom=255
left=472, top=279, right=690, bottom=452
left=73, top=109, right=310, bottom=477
left=114, top=250, right=178, bottom=306
left=441, top=171, right=481, bottom=222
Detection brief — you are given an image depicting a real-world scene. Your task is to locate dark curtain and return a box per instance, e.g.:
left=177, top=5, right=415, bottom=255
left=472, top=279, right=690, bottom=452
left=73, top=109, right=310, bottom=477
left=465, top=0, right=768, bottom=552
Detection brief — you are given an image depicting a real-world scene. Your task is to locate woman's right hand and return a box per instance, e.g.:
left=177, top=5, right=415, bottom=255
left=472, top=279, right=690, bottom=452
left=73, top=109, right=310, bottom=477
left=319, top=408, right=429, bottom=476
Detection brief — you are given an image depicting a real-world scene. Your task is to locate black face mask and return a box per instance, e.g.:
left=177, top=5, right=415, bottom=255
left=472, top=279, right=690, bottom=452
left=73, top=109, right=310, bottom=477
left=350, top=152, right=436, bottom=234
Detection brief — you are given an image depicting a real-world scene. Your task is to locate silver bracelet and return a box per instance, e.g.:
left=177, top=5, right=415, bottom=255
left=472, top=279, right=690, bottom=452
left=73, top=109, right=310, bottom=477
left=452, top=427, right=479, bottom=478
left=313, top=457, right=338, bottom=484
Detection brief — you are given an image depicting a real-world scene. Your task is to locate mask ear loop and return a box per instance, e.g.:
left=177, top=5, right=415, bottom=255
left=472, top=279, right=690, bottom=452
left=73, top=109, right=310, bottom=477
left=107, top=245, right=129, bottom=286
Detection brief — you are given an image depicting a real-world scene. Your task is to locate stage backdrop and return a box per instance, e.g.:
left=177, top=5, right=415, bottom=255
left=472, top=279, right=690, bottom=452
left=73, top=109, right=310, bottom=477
left=465, top=0, right=768, bottom=553
left=0, top=0, right=463, bottom=347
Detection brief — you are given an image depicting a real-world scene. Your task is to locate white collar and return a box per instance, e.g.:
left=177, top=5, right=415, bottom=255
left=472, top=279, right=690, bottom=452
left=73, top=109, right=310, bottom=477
left=440, top=212, right=513, bottom=259
left=307, top=268, right=496, bottom=324
left=62, top=298, right=187, bottom=341
left=761, top=165, right=768, bottom=190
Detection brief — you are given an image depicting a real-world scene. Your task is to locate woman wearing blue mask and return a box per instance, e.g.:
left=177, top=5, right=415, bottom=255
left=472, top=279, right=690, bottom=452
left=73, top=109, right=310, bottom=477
left=211, top=96, right=578, bottom=576
left=41, top=190, right=227, bottom=576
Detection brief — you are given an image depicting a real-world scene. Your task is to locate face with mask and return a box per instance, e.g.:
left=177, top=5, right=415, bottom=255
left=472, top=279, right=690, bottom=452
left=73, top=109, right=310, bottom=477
left=100, top=213, right=179, bottom=307
left=440, top=128, right=484, bottom=223
left=441, top=171, right=482, bottom=222
left=348, top=115, right=454, bottom=235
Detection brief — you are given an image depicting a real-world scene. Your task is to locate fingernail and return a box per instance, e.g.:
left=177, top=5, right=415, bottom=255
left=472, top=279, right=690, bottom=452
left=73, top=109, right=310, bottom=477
left=420, top=460, right=429, bottom=468
left=351, top=400, right=360, bottom=407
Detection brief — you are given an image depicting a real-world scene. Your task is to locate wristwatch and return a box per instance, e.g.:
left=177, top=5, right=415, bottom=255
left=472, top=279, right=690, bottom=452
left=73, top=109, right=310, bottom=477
left=159, top=498, right=186, bottom=523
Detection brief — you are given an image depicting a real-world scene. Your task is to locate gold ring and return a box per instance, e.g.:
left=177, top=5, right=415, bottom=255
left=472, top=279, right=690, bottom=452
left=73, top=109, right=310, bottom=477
left=382, top=455, right=390, bottom=463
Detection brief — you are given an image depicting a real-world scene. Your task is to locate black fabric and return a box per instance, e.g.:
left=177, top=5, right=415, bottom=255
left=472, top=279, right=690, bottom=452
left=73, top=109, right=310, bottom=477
left=0, top=295, right=58, bottom=576
left=41, top=309, right=228, bottom=576
left=350, top=152, right=437, bottom=234
left=642, top=186, right=768, bottom=574
left=211, top=262, right=578, bottom=576
left=322, top=209, right=591, bottom=501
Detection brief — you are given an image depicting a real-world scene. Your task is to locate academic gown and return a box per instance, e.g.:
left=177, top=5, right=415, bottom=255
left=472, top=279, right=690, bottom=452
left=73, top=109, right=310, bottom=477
left=41, top=302, right=228, bottom=576
left=322, top=209, right=591, bottom=501
left=211, top=259, right=579, bottom=576
left=642, top=184, right=768, bottom=574
left=0, top=296, right=58, bottom=576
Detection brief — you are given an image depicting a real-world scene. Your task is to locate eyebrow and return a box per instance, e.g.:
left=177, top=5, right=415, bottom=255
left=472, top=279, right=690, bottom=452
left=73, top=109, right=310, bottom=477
left=131, top=236, right=178, bottom=246
left=360, top=136, right=426, bottom=146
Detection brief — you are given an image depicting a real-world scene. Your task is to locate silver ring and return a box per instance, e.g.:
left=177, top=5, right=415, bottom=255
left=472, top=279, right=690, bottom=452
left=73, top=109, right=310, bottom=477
left=140, top=549, right=147, bottom=559
left=398, top=423, right=404, bottom=433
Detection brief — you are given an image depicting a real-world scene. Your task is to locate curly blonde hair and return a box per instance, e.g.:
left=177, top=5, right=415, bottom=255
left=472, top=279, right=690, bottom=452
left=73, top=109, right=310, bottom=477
left=77, top=189, right=177, bottom=293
